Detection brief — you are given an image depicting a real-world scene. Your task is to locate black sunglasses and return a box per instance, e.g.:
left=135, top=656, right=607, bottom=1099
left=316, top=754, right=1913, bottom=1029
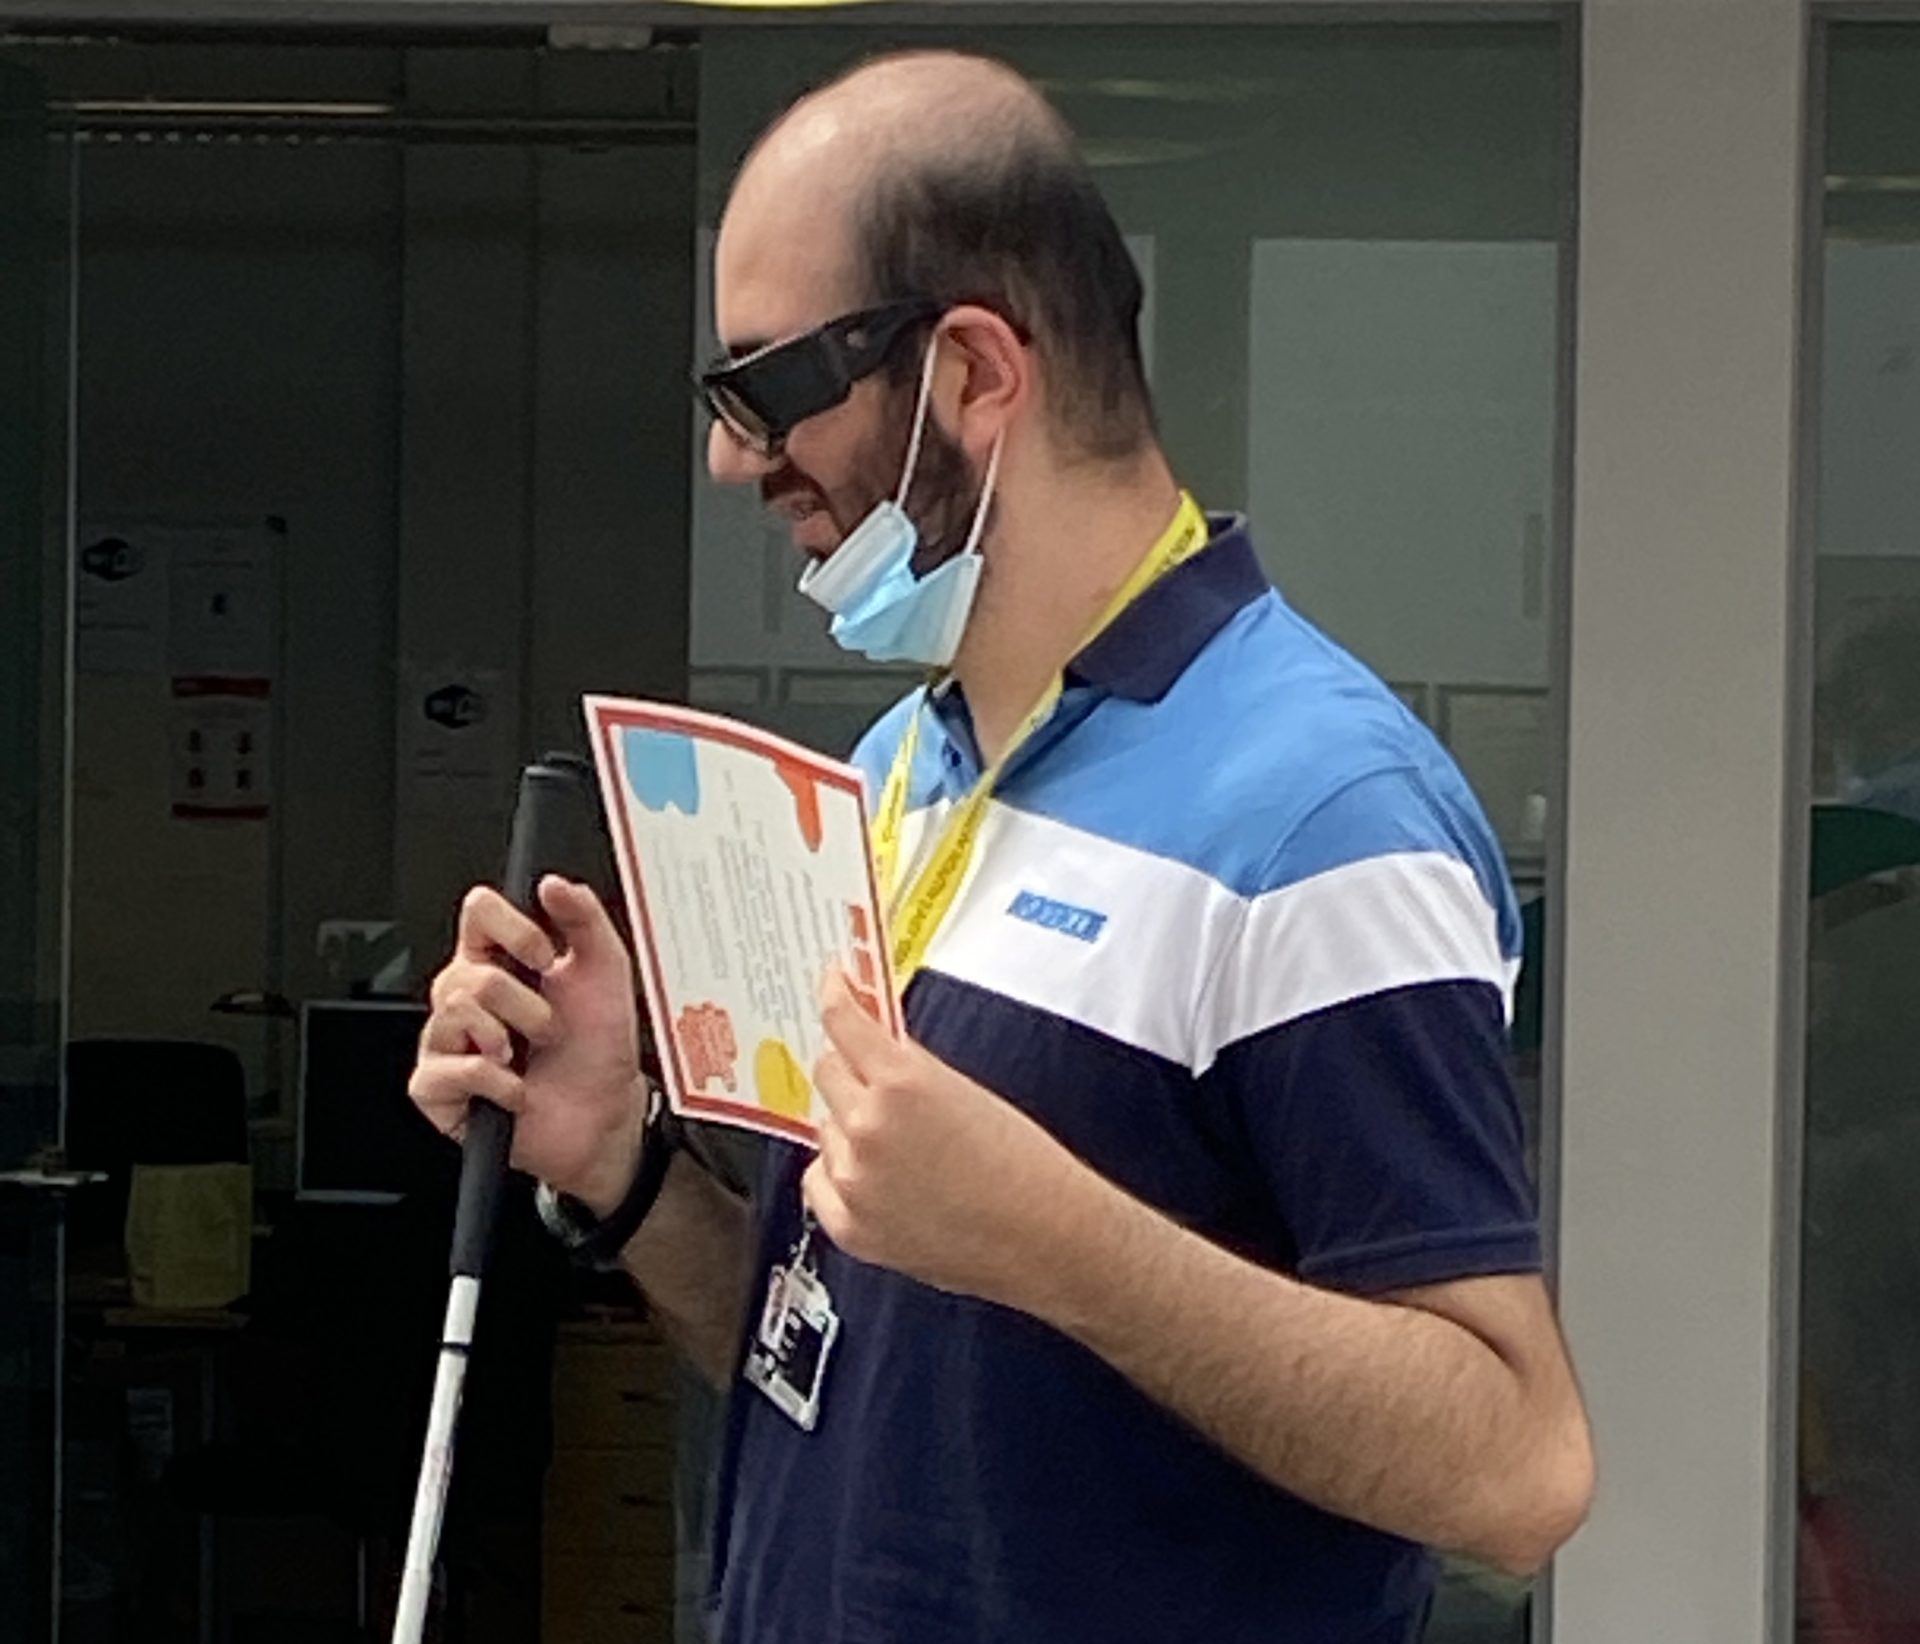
left=696, top=299, right=942, bottom=459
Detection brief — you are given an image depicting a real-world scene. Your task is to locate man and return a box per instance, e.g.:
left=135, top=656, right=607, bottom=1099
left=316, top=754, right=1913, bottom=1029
left=410, top=50, right=1593, bottom=1644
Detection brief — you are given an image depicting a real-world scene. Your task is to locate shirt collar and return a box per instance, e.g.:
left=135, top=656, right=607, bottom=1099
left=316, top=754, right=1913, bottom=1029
left=1066, top=513, right=1269, bottom=702
left=924, top=512, right=1269, bottom=761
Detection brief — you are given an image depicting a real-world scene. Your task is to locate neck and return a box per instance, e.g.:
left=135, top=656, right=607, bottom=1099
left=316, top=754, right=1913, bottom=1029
left=951, top=445, right=1183, bottom=763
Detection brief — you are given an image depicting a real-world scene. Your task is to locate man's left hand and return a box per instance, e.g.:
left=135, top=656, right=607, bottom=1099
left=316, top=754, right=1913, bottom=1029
left=804, top=968, right=1085, bottom=1303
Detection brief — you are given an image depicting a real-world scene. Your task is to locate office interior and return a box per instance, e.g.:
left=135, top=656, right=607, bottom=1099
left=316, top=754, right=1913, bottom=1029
left=0, top=7, right=1916, bottom=1643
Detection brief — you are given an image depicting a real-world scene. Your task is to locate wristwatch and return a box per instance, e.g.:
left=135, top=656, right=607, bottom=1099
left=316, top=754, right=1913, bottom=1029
left=535, top=1079, right=682, bottom=1270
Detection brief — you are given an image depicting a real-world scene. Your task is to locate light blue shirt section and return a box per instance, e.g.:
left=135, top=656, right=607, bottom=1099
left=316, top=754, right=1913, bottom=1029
left=852, top=530, right=1522, bottom=970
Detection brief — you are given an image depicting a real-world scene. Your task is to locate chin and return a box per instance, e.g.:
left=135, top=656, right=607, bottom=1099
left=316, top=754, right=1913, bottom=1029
left=792, top=515, right=845, bottom=561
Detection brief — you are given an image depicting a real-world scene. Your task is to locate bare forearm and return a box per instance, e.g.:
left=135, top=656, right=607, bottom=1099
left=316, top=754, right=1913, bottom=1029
left=616, top=1149, right=754, bottom=1387
left=1014, top=1174, right=1585, bottom=1573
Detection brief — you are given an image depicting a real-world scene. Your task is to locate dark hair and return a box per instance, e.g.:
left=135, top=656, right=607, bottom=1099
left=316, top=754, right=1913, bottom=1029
left=843, top=65, right=1156, bottom=464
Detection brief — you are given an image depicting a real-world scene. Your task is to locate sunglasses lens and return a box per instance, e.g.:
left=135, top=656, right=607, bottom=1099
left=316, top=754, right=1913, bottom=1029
left=707, top=382, right=778, bottom=456
left=701, top=301, right=932, bottom=457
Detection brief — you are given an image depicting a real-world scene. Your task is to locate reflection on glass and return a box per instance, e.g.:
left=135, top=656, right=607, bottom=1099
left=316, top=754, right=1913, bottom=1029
left=1802, top=24, right=1920, bottom=1644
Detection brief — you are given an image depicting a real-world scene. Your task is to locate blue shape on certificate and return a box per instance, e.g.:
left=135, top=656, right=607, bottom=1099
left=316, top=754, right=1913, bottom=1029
left=622, top=728, right=702, bottom=816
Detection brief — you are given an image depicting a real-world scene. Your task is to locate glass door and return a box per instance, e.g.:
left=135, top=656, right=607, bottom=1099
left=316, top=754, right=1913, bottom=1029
left=0, top=55, right=72, bottom=1644
left=1799, top=24, right=1920, bottom=1642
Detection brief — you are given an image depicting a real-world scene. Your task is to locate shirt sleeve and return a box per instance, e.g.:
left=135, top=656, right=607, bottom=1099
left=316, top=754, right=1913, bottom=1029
left=1198, top=767, right=1541, bottom=1295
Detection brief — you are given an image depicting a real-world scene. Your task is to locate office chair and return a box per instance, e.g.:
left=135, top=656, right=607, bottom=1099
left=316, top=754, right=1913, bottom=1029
left=63, top=1038, right=251, bottom=1258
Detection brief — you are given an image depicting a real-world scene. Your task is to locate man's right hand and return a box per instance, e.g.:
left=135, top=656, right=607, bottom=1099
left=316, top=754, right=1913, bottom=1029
left=410, top=875, right=646, bottom=1217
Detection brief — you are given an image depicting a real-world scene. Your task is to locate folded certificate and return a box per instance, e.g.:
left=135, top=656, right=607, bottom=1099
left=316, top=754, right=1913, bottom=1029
left=584, top=695, right=899, bottom=1145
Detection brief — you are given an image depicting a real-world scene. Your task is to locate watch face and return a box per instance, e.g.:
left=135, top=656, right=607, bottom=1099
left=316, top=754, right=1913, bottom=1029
left=533, top=1088, right=679, bottom=1269
left=534, top=1181, right=596, bottom=1246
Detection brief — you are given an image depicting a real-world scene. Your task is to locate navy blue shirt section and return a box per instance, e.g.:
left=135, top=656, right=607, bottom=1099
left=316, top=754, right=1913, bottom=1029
left=708, top=517, right=1539, bottom=1644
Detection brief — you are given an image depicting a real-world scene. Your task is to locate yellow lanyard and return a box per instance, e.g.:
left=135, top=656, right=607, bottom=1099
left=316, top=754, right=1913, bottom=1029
left=872, top=491, right=1209, bottom=992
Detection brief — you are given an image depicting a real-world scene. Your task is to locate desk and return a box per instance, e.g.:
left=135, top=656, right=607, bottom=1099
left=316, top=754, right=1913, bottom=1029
left=101, top=1307, right=247, bottom=1333
left=61, top=1190, right=566, bottom=1642
left=64, top=1292, right=244, bottom=1644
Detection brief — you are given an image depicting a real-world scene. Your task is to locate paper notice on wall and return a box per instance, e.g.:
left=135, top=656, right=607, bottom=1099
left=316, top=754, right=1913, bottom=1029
left=585, top=694, right=898, bottom=1146
left=399, top=662, right=513, bottom=816
left=76, top=529, right=168, bottom=675
left=169, top=677, right=271, bottom=820
left=78, top=518, right=281, bottom=679
left=167, top=523, right=276, bottom=678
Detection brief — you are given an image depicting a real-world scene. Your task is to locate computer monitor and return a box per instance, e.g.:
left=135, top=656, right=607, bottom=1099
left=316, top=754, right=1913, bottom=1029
left=297, top=1000, right=447, bottom=1203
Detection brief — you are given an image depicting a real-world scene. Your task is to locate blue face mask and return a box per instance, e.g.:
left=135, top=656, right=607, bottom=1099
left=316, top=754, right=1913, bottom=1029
left=797, top=339, right=1002, bottom=669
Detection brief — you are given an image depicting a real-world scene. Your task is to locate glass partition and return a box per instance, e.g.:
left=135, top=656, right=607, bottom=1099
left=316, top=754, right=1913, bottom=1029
left=1799, top=25, right=1920, bottom=1643
left=0, top=32, right=698, bottom=1642
left=0, top=55, right=72, bottom=1644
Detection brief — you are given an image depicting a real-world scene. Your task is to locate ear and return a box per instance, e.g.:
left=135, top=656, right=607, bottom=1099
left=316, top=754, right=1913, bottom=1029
left=932, top=303, right=1029, bottom=457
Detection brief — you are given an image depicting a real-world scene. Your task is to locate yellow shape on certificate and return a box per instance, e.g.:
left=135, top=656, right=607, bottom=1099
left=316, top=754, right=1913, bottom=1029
left=754, top=1039, right=813, bottom=1121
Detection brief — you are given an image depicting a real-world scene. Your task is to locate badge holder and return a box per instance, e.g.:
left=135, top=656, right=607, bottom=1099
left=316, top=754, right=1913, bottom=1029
left=743, top=1213, right=839, bottom=1431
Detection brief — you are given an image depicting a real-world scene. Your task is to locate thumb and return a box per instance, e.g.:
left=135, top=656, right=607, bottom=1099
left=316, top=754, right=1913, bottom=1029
left=538, top=875, right=625, bottom=968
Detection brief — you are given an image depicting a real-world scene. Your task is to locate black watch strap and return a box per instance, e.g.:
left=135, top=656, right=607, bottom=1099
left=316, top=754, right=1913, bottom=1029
left=536, top=1083, right=681, bottom=1270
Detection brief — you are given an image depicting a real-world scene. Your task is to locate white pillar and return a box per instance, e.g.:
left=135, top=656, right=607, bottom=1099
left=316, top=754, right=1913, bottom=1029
left=1552, top=2, right=1808, bottom=1640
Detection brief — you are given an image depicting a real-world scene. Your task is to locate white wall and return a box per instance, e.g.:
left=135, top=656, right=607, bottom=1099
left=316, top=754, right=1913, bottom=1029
left=1246, top=238, right=1558, bottom=690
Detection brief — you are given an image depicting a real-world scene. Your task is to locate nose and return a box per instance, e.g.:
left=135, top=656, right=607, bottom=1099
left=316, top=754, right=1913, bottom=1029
left=707, top=420, right=777, bottom=486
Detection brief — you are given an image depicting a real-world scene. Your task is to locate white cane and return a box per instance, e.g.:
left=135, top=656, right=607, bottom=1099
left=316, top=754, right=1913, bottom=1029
left=391, top=755, right=600, bottom=1644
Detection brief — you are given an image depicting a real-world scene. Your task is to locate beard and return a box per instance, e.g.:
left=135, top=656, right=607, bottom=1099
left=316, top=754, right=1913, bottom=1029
left=898, top=416, right=987, bottom=577
left=761, top=381, right=990, bottom=577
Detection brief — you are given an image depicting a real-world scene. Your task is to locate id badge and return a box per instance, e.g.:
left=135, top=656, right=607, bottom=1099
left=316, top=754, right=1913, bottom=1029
left=744, top=1260, right=839, bottom=1432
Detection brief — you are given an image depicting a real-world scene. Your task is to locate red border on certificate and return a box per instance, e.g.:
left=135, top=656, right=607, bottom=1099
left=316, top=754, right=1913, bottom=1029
left=584, top=695, right=899, bottom=1146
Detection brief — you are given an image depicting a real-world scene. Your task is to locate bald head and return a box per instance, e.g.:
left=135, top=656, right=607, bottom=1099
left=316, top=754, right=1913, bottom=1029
left=738, top=53, right=1069, bottom=251
left=722, top=51, right=1155, bottom=463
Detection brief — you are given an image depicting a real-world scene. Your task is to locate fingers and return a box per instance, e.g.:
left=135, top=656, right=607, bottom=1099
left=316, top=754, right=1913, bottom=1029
left=818, top=967, right=891, bottom=1079
left=408, top=1052, right=525, bottom=1137
left=801, top=1155, right=852, bottom=1249
left=538, top=876, right=626, bottom=970
left=421, top=992, right=514, bottom=1065
left=811, top=1047, right=860, bottom=1124
left=428, top=960, right=556, bottom=1046
left=456, top=885, right=557, bottom=974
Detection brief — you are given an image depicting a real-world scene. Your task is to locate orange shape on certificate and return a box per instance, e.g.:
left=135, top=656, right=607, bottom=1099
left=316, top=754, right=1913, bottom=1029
left=771, top=755, right=825, bottom=853
left=754, top=1039, right=812, bottom=1120
left=677, top=1002, right=739, bottom=1093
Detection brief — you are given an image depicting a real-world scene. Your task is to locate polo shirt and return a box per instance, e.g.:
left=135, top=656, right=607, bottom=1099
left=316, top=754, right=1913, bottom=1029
left=708, top=515, right=1539, bottom=1644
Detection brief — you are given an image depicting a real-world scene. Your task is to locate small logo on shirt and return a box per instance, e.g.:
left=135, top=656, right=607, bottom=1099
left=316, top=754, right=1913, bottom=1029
left=1007, top=890, right=1108, bottom=944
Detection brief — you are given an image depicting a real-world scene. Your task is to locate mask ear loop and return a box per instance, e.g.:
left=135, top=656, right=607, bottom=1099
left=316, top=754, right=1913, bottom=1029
left=957, top=432, right=1004, bottom=561
left=893, top=336, right=942, bottom=509
left=915, top=433, right=1002, bottom=688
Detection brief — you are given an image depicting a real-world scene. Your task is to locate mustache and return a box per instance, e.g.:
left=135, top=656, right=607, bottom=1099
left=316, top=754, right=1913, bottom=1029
left=760, top=464, right=821, bottom=511
left=760, top=467, right=862, bottom=549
